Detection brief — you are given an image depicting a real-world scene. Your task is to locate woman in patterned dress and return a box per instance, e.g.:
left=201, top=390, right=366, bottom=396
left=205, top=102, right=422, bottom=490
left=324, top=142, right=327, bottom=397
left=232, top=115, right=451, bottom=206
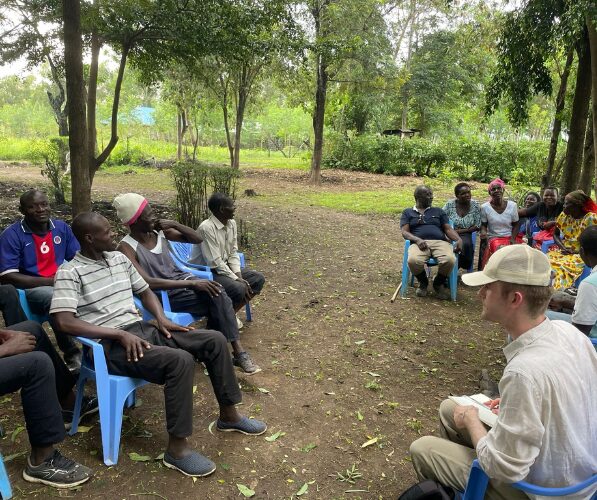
left=548, top=190, right=597, bottom=290
left=443, top=182, right=481, bottom=271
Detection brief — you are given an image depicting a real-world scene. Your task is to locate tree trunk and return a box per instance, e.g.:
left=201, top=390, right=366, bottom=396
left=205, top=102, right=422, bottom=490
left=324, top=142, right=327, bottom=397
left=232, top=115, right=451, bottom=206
left=218, top=74, right=234, bottom=168
left=86, top=32, right=100, bottom=175
left=579, top=111, right=594, bottom=194
left=233, top=68, right=249, bottom=170
left=543, top=48, right=574, bottom=189
left=310, top=54, right=328, bottom=184
left=177, top=111, right=183, bottom=160
left=45, top=54, right=69, bottom=137
left=561, top=34, right=592, bottom=196
left=401, top=0, right=416, bottom=130
left=63, top=0, right=90, bottom=215
left=587, top=14, right=597, bottom=192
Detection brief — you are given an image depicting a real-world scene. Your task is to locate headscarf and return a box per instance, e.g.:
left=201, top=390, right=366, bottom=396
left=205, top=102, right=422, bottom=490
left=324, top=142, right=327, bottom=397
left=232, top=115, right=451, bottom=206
left=113, top=193, right=148, bottom=225
left=566, top=190, right=597, bottom=214
left=487, top=178, right=505, bottom=194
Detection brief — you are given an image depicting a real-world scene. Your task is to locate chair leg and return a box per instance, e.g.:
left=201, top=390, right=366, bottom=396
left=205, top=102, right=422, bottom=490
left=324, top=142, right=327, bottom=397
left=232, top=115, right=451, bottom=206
left=125, top=390, right=136, bottom=409
left=245, top=302, right=252, bottom=322
left=103, top=384, right=132, bottom=466
left=0, top=455, right=13, bottom=499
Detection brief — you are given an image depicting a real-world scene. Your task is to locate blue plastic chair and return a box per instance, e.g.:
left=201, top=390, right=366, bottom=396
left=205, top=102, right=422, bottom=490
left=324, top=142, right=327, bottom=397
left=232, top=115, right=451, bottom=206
left=69, top=336, right=149, bottom=466
left=169, top=241, right=252, bottom=322
left=467, top=231, right=477, bottom=273
left=133, top=291, right=198, bottom=327
left=0, top=454, right=12, bottom=499
left=461, top=459, right=597, bottom=499
left=400, top=222, right=460, bottom=302
left=16, top=289, right=50, bottom=323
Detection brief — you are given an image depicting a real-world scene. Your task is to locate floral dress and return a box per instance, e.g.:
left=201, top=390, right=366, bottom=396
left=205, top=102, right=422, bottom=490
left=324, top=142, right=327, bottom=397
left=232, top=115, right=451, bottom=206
left=548, top=211, right=597, bottom=289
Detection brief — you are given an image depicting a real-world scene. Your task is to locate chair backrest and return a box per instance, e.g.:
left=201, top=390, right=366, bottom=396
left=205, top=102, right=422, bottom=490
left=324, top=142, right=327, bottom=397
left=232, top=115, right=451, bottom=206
left=462, top=459, right=597, bottom=499
left=169, top=241, right=193, bottom=262
left=17, top=288, right=50, bottom=323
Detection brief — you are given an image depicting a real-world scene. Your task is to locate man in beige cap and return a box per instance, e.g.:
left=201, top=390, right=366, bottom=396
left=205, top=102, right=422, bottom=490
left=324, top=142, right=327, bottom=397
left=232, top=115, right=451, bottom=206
left=409, top=245, right=597, bottom=499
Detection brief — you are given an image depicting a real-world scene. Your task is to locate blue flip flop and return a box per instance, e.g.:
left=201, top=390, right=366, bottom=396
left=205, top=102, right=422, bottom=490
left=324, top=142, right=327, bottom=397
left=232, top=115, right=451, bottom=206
left=216, top=416, right=267, bottom=435
left=163, top=451, right=216, bottom=477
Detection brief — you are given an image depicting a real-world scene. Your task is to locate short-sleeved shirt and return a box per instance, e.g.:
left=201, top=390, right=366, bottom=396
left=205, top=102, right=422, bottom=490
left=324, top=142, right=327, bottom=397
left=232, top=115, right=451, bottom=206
left=0, top=219, right=80, bottom=278
left=572, top=266, right=597, bottom=337
left=442, top=199, right=482, bottom=230
left=481, top=200, right=519, bottom=238
left=400, top=206, right=449, bottom=241
left=50, top=251, right=148, bottom=330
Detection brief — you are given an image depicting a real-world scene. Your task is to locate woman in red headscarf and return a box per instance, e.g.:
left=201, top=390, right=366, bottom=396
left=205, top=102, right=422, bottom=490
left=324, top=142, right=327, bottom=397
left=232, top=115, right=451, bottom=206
left=548, top=190, right=597, bottom=289
left=479, top=178, right=523, bottom=269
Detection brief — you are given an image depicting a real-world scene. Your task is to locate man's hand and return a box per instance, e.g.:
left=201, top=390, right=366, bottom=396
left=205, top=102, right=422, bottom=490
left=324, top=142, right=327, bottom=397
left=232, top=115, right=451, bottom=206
left=416, top=239, right=429, bottom=251
left=155, top=219, right=179, bottom=231
left=0, top=331, right=36, bottom=357
left=484, top=398, right=501, bottom=415
left=239, top=278, right=254, bottom=302
left=453, top=405, right=480, bottom=429
left=191, top=279, right=223, bottom=298
left=118, top=331, right=151, bottom=362
left=156, top=318, right=191, bottom=339
left=454, top=239, right=463, bottom=253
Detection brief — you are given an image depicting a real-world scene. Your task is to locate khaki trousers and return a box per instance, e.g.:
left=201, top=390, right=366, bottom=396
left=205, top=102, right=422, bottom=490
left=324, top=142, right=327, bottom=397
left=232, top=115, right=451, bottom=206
left=407, top=240, right=456, bottom=277
left=409, top=400, right=528, bottom=500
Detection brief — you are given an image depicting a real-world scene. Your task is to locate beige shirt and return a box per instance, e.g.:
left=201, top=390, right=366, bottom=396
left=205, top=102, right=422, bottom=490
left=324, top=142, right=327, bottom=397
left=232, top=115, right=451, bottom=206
left=476, top=318, right=597, bottom=499
left=190, top=215, right=241, bottom=280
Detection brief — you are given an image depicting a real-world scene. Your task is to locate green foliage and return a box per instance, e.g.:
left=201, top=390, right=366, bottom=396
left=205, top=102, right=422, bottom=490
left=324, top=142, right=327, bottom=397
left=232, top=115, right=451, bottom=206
left=324, top=135, right=549, bottom=183
left=170, top=161, right=239, bottom=228
left=39, top=137, right=70, bottom=204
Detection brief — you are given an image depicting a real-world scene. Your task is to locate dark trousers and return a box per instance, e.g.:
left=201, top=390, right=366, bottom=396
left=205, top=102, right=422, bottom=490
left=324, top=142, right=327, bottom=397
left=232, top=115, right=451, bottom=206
left=25, top=286, right=81, bottom=358
left=213, top=269, right=265, bottom=309
left=0, top=284, right=27, bottom=326
left=458, top=232, right=474, bottom=271
left=102, top=321, right=242, bottom=438
left=0, top=321, right=70, bottom=447
left=167, top=280, right=239, bottom=342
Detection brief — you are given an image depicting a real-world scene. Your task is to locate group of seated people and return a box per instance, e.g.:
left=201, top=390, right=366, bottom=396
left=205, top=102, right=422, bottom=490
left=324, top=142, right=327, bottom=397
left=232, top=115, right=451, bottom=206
left=0, top=189, right=266, bottom=487
left=402, top=180, right=597, bottom=308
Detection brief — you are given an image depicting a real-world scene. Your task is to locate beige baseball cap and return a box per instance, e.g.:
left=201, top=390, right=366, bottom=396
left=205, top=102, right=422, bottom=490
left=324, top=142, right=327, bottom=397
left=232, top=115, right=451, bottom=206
left=462, top=244, right=552, bottom=287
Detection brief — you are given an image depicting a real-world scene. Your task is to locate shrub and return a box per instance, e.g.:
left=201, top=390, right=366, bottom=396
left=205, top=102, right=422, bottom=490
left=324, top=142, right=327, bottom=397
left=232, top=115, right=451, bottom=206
left=323, top=134, right=549, bottom=183
left=171, top=161, right=240, bottom=229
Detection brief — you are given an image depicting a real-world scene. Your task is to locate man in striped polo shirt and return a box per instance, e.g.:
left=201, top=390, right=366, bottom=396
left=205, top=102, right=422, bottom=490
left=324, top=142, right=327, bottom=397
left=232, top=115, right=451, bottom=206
left=50, top=212, right=267, bottom=478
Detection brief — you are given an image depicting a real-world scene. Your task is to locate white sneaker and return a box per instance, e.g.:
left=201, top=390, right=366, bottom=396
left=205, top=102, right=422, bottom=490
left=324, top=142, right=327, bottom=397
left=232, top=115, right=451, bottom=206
left=236, top=315, right=244, bottom=329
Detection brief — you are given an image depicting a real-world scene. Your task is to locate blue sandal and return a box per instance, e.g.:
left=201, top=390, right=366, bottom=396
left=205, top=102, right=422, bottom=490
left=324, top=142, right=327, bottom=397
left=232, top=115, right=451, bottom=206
left=216, top=416, right=267, bottom=435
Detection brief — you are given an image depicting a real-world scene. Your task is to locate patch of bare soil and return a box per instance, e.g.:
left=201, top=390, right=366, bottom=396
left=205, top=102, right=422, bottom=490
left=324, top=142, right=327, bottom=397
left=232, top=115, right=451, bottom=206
left=0, top=167, right=506, bottom=499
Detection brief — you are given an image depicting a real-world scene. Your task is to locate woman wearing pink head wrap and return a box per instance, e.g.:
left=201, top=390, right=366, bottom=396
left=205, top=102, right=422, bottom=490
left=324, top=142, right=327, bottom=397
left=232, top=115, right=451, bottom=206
left=478, top=178, right=522, bottom=269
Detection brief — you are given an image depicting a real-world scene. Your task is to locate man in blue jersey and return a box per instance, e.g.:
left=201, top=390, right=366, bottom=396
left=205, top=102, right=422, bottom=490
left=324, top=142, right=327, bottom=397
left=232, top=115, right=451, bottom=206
left=0, top=190, right=81, bottom=369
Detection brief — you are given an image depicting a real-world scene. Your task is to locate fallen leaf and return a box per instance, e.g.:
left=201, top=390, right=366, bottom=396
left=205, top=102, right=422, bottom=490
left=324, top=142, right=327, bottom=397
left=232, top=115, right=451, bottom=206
left=366, top=372, right=381, bottom=377
left=193, top=385, right=197, bottom=394
left=354, top=340, right=366, bottom=345
left=236, top=484, right=255, bottom=497
left=10, top=426, right=24, bottom=443
left=129, top=452, right=152, bottom=462
left=265, top=430, right=286, bottom=442
left=75, top=425, right=93, bottom=433
left=324, top=392, right=335, bottom=395
left=300, top=443, right=317, bottom=452
left=257, top=387, right=270, bottom=394
left=154, top=453, right=165, bottom=460
left=361, top=437, right=379, bottom=448
left=296, top=483, right=309, bottom=496
left=3, top=451, right=27, bottom=463
left=208, top=420, right=216, bottom=435
left=356, top=411, right=364, bottom=421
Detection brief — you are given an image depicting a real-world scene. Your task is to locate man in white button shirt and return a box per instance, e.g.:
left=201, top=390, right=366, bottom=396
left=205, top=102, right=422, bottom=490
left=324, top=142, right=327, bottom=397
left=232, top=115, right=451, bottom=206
left=189, top=193, right=265, bottom=321
left=409, top=245, right=597, bottom=500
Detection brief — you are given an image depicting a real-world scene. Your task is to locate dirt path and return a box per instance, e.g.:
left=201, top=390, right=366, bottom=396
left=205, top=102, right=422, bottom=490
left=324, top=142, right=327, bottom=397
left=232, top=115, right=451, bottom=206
left=0, top=165, right=506, bottom=499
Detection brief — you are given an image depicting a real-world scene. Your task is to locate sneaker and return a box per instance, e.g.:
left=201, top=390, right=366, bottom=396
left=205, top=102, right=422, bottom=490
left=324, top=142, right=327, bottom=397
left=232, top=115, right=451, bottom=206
left=163, top=451, right=216, bottom=477
left=415, top=286, right=428, bottom=297
left=233, top=352, right=262, bottom=375
left=236, top=315, right=244, bottom=329
left=23, top=450, right=92, bottom=488
left=63, top=396, right=99, bottom=430
left=216, top=416, right=267, bottom=435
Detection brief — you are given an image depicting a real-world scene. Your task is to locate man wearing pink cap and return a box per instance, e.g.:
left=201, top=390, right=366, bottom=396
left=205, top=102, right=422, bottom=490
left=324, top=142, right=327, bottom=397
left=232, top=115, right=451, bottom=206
left=409, top=245, right=597, bottom=499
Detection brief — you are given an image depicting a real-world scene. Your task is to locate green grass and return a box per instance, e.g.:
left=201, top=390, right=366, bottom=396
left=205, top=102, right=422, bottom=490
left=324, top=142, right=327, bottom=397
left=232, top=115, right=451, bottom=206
left=0, top=135, right=308, bottom=170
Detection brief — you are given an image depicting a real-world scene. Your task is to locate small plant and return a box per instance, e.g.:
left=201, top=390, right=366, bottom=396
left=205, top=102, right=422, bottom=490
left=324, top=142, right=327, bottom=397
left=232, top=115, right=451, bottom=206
left=365, top=380, right=381, bottom=391
left=406, top=417, right=423, bottom=434
left=336, top=464, right=362, bottom=484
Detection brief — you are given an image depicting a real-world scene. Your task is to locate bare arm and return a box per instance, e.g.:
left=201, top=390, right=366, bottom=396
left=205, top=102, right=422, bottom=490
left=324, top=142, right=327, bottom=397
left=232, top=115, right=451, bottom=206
left=157, top=220, right=202, bottom=244
left=454, top=406, right=488, bottom=448
left=1, top=272, right=54, bottom=288
left=510, top=220, right=521, bottom=243
left=401, top=224, right=428, bottom=251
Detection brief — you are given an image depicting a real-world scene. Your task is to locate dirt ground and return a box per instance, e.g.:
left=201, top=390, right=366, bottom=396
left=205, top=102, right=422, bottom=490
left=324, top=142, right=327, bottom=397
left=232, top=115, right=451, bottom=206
left=0, top=163, right=507, bottom=499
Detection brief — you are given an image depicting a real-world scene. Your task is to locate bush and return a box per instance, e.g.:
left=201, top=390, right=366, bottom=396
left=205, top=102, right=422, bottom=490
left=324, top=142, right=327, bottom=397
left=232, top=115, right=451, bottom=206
left=171, top=161, right=240, bottom=229
left=323, top=134, right=549, bottom=183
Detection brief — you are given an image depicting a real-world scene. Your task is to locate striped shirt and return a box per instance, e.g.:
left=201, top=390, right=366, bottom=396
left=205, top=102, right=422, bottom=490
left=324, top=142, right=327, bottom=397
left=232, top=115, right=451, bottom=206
left=50, top=251, right=148, bottom=329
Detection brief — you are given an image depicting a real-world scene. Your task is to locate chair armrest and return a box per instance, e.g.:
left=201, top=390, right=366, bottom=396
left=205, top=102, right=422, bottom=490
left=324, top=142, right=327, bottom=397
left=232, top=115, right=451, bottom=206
left=170, top=251, right=213, bottom=280
left=541, top=240, right=554, bottom=254
left=75, top=336, right=110, bottom=378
